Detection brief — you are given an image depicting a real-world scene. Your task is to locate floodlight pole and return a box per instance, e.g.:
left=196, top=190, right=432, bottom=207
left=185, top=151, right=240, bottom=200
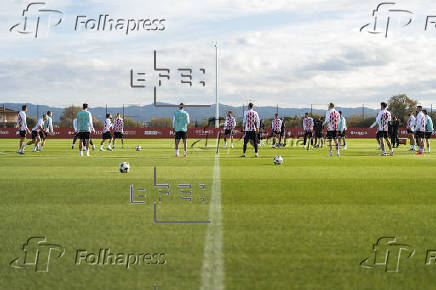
left=215, top=42, right=219, bottom=128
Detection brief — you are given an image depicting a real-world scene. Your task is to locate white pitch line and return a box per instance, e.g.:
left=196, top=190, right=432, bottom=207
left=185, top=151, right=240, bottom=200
left=200, top=153, right=224, bottom=290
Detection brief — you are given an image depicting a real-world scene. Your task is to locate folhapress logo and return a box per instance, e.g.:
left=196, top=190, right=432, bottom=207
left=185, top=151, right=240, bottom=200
left=9, top=2, right=63, bottom=38
left=360, top=237, right=415, bottom=272
left=9, top=236, right=65, bottom=272
left=75, top=249, right=166, bottom=270
left=10, top=2, right=166, bottom=38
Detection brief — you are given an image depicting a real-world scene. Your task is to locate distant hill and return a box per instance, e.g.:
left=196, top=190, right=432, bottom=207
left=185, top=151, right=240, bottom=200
left=1, top=103, right=378, bottom=123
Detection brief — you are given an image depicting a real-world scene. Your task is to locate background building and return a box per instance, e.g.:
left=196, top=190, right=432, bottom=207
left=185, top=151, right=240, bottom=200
left=0, top=106, right=19, bottom=128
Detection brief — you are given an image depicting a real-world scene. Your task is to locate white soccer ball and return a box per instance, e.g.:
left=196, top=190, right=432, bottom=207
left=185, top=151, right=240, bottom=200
left=273, top=156, right=283, bottom=165
left=135, top=145, right=142, bottom=151
left=119, top=162, right=130, bottom=173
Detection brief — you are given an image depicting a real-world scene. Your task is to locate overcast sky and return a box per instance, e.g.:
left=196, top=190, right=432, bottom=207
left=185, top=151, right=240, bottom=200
left=1, top=0, right=436, bottom=109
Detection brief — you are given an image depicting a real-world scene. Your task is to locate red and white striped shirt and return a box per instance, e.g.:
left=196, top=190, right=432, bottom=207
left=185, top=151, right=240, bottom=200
left=272, top=118, right=282, bottom=132
left=371, top=109, right=391, bottom=131
left=303, top=117, right=314, bottom=131
left=113, top=117, right=124, bottom=132
left=415, top=112, right=426, bottom=132
left=323, top=109, right=340, bottom=131
left=243, top=109, right=260, bottom=132
left=225, top=116, right=236, bottom=130
left=17, top=111, right=27, bottom=131
left=380, top=111, right=391, bottom=131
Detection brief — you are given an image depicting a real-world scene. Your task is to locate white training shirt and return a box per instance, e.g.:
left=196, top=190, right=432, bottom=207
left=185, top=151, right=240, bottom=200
left=303, top=117, right=314, bottom=131
left=17, top=111, right=27, bottom=131
left=272, top=118, right=282, bottom=132
left=415, top=111, right=426, bottom=132
left=243, top=109, right=260, bottom=132
left=32, top=118, right=44, bottom=132
left=407, top=115, right=416, bottom=131
left=225, top=116, right=236, bottom=130
left=103, top=118, right=112, bottom=133
left=113, top=117, right=124, bottom=132
left=73, top=118, right=78, bottom=132
left=370, top=109, right=391, bottom=131
left=89, top=112, right=95, bottom=132
left=323, top=109, right=340, bottom=131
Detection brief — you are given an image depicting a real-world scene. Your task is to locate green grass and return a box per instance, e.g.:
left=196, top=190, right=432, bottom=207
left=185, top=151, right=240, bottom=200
left=0, top=138, right=435, bottom=289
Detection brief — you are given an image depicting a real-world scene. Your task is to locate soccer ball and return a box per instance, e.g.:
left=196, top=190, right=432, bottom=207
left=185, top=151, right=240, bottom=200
left=135, top=145, right=142, bottom=151
left=273, top=156, right=283, bottom=165
left=119, top=162, right=130, bottom=173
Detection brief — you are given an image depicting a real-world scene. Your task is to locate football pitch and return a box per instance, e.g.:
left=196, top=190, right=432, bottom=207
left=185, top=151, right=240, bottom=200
left=1, top=138, right=436, bottom=290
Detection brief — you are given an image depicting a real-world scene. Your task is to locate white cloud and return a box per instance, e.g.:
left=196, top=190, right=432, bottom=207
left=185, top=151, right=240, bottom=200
left=1, top=0, right=436, bottom=109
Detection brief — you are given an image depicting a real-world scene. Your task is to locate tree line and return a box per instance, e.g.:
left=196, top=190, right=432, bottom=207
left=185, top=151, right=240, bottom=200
left=20, top=95, right=436, bottom=129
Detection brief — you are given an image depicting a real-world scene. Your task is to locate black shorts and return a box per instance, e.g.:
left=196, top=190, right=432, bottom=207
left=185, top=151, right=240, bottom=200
left=280, top=130, right=285, bottom=137
left=224, top=129, right=233, bottom=136
left=425, top=132, right=432, bottom=139
left=407, top=129, right=414, bottom=134
left=31, top=131, right=39, bottom=139
left=376, top=131, right=388, bottom=139
left=244, top=131, right=257, bottom=142
left=272, top=130, right=281, bottom=135
left=338, top=130, right=346, bottom=137
left=113, top=132, right=123, bottom=139
left=102, top=132, right=112, bottom=140
left=326, top=131, right=337, bottom=139
left=19, top=130, right=26, bottom=138
left=416, top=131, right=425, bottom=139
left=78, top=131, right=90, bottom=140
left=304, top=131, right=313, bottom=138
left=175, top=131, right=187, bottom=140
left=315, top=131, right=322, bottom=138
